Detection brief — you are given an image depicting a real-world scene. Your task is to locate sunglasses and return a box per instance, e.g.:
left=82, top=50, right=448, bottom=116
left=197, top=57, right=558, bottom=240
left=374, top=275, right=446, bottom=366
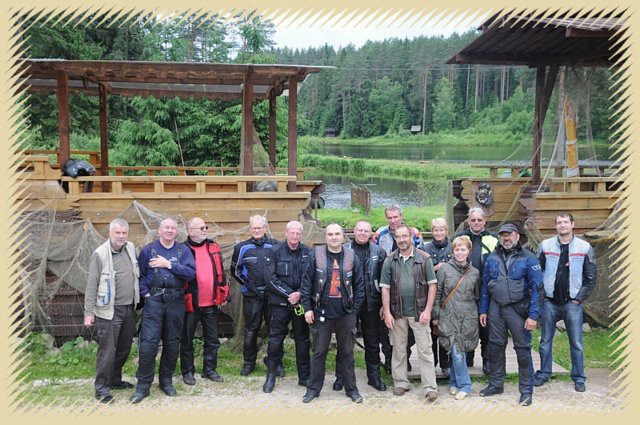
left=189, top=226, right=208, bottom=231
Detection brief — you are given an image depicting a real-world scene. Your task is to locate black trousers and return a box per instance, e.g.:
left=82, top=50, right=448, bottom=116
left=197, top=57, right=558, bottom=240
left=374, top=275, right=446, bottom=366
left=336, top=307, right=382, bottom=381
left=308, top=313, right=359, bottom=396
left=487, top=300, right=534, bottom=395
left=432, top=332, right=450, bottom=369
left=94, top=304, right=136, bottom=397
left=180, top=305, right=221, bottom=376
left=242, top=295, right=270, bottom=366
left=136, top=292, right=184, bottom=390
left=264, top=304, right=310, bottom=381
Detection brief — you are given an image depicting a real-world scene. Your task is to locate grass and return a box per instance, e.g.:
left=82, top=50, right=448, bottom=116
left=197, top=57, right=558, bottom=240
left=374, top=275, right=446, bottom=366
left=316, top=205, right=446, bottom=231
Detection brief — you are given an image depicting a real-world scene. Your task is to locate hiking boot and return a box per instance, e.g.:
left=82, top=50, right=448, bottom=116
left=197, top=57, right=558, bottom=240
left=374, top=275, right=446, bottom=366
left=160, top=384, right=177, bottom=396
left=519, top=393, right=533, bottom=406
left=302, top=392, right=318, bottom=403
left=348, top=392, right=363, bottom=403
left=575, top=382, right=586, bottom=392
left=392, top=386, right=409, bottom=396
left=202, top=371, right=224, bottom=382
left=332, top=377, right=344, bottom=391
left=533, top=376, right=548, bottom=387
left=367, top=377, right=387, bottom=391
left=240, top=363, right=255, bottom=376
left=425, top=391, right=438, bottom=402
left=183, top=372, right=196, bottom=386
left=479, top=385, right=504, bottom=397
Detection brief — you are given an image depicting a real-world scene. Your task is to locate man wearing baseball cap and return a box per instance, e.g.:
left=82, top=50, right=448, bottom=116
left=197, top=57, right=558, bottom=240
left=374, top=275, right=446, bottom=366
left=478, top=222, right=542, bottom=406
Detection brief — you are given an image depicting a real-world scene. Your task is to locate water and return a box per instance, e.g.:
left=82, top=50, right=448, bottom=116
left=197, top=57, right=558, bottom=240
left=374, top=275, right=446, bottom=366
left=311, top=142, right=618, bottom=209
left=320, top=143, right=615, bottom=162
left=310, top=174, right=441, bottom=209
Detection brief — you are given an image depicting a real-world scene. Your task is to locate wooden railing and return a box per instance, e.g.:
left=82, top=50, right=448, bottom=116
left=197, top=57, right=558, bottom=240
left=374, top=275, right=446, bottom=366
left=472, top=161, right=620, bottom=178
left=61, top=174, right=300, bottom=196
left=20, top=149, right=315, bottom=180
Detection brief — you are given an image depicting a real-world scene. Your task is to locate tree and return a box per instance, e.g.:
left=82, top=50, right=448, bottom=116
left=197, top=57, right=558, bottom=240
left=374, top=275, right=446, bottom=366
left=432, top=77, right=457, bottom=132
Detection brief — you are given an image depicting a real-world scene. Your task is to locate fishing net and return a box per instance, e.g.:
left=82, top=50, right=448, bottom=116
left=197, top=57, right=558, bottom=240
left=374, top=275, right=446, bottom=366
left=15, top=200, right=322, bottom=344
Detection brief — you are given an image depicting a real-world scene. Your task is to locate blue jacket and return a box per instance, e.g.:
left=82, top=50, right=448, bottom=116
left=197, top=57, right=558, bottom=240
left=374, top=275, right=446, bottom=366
left=479, top=243, right=542, bottom=320
left=138, top=240, right=196, bottom=298
left=537, top=236, right=597, bottom=302
left=231, top=236, right=278, bottom=298
left=372, top=225, right=423, bottom=254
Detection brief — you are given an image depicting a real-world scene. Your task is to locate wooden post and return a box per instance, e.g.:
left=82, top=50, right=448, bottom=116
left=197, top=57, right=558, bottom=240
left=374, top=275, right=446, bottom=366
left=57, top=71, right=70, bottom=166
left=532, top=64, right=559, bottom=185
left=241, top=69, right=254, bottom=176
left=287, top=77, right=298, bottom=192
left=268, top=90, right=277, bottom=169
left=99, top=83, right=110, bottom=192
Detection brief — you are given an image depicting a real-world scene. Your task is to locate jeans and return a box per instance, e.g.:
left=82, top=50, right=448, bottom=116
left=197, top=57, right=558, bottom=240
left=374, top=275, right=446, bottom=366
left=449, top=344, right=472, bottom=393
left=536, top=299, right=585, bottom=383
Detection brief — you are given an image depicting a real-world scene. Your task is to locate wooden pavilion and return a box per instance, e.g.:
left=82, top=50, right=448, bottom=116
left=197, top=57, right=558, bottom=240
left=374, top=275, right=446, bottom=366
left=444, top=11, right=626, bottom=236
left=16, top=60, right=331, bottom=243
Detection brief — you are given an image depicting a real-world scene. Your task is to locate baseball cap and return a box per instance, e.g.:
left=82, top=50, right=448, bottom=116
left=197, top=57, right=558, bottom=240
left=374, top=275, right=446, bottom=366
left=498, top=223, right=519, bottom=234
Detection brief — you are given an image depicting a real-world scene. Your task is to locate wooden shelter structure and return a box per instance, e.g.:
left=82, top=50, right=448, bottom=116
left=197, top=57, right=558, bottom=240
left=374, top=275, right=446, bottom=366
left=443, top=12, right=626, bottom=236
left=16, top=59, right=332, bottom=241
left=18, top=59, right=330, bottom=183
left=447, top=12, right=626, bottom=185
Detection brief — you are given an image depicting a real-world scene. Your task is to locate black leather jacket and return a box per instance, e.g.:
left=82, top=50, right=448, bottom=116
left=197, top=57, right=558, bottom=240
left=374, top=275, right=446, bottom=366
left=345, top=241, right=387, bottom=312
left=266, top=241, right=312, bottom=307
left=300, top=246, right=365, bottom=316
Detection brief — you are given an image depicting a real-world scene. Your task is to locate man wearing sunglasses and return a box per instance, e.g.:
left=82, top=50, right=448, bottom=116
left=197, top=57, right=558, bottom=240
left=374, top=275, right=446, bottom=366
left=180, top=217, right=228, bottom=387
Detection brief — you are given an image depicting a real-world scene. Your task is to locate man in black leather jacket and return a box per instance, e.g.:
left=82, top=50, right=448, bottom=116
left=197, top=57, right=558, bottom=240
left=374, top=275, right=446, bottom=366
left=262, top=221, right=312, bottom=393
left=300, top=223, right=365, bottom=404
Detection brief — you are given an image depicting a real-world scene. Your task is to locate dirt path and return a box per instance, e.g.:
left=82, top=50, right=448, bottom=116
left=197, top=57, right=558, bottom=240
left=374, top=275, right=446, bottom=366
left=21, top=368, right=625, bottom=415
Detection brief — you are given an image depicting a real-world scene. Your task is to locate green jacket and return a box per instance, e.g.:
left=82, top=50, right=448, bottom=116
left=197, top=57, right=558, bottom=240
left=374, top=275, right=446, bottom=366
left=433, top=259, right=480, bottom=353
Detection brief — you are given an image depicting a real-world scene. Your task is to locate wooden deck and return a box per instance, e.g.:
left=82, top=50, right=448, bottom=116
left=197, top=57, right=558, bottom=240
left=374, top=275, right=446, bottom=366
left=16, top=155, right=323, bottom=245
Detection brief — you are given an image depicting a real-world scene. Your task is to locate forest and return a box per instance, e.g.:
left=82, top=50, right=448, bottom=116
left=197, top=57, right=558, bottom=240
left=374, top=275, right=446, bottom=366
left=17, top=11, right=616, bottom=169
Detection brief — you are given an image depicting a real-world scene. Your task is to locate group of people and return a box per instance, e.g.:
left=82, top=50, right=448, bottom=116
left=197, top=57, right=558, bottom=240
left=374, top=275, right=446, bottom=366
left=83, top=204, right=596, bottom=407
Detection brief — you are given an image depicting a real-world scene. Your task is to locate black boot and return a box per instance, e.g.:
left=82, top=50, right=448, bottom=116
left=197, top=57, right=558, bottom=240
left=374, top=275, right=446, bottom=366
left=263, top=372, right=276, bottom=393
left=366, top=365, right=387, bottom=391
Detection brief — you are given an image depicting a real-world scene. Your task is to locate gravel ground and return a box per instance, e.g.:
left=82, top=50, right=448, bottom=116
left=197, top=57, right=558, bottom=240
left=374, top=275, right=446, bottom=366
left=18, top=368, right=625, bottom=415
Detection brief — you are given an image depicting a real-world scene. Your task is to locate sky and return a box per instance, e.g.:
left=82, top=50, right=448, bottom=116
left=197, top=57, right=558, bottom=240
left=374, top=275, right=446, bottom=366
left=270, top=11, right=488, bottom=50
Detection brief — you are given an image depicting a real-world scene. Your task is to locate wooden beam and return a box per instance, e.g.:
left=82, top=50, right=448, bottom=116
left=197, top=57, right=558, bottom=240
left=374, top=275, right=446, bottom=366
left=268, top=89, right=277, bottom=168
left=287, top=77, right=298, bottom=192
left=241, top=68, right=254, bottom=176
left=57, top=71, right=70, bottom=166
left=99, top=83, right=109, bottom=192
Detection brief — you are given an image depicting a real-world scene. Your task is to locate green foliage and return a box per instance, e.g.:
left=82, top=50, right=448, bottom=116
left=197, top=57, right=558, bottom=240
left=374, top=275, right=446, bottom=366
left=432, top=77, right=457, bottom=132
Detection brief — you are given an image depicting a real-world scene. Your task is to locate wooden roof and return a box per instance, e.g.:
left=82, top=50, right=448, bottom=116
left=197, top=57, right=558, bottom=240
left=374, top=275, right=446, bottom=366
left=17, top=59, right=330, bottom=100
left=446, top=12, right=627, bottom=67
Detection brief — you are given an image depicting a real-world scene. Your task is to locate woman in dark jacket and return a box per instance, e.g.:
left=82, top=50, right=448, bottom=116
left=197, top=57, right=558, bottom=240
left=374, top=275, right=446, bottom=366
left=433, top=236, right=480, bottom=400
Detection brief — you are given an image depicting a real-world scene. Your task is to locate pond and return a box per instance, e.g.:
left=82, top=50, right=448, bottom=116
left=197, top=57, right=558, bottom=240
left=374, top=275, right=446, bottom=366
left=309, top=173, right=445, bottom=209
left=319, top=142, right=616, bottom=162
left=310, top=142, right=619, bottom=209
